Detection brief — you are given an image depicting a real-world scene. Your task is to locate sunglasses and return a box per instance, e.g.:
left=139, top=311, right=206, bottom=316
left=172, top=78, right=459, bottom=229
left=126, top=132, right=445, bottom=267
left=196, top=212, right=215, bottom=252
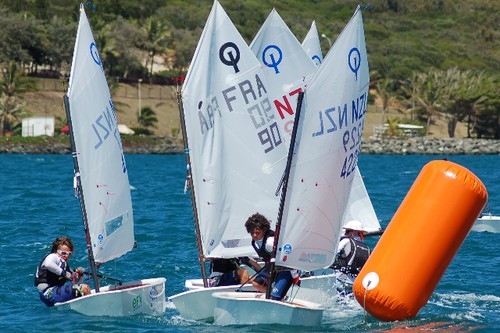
left=57, top=249, right=73, bottom=256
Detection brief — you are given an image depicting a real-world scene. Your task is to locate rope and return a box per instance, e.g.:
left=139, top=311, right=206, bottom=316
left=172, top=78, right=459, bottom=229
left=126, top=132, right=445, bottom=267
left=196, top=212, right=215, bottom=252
left=363, top=288, right=368, bottom=323
left=287, top=282, right=300, bottom=303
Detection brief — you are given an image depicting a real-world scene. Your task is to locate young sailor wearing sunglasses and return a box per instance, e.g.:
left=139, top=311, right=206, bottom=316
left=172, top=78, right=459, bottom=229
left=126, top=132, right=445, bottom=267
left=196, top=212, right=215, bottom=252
left=35, top=236, right=90, bottom=306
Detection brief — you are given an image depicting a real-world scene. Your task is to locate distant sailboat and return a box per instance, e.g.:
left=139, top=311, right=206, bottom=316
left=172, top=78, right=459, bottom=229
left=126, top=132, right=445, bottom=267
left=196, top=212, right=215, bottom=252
left=302, top=20, right=323, bottom=66
left=213, top=5, right=370, bottom=326
left=55, top=4, right=165, bottom=316
left=250, top=8, right=317, bottom=140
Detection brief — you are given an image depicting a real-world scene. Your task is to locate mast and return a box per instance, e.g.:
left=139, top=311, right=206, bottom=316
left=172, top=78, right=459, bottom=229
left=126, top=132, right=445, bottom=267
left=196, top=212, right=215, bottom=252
left=265, top=91, right=305, bottom=299
left=63, top=95, right=100, bottom=292
left=176, top=84, right=209, bottom=287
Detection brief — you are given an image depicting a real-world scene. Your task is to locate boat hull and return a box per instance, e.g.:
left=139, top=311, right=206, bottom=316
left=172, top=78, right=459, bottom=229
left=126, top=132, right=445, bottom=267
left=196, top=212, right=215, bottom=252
left=172, top=271, right=340, bottom=322
left=212, top=291, right=324, bottom=326
left=54, top=277, right=166, bottom=316
left=169, top=280, right=255, bottom=322
left=472, top=216, right=500, bottom=233
left=294, top=272, right=340, bottom=305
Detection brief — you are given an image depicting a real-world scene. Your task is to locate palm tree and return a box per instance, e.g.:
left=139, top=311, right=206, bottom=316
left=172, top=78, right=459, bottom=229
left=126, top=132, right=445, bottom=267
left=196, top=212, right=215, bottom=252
left=373, top=78, right=396, bottom=125
left=411, top=70, right=443, bottom=136
left=472, top=74, right=500, bottom=139
left=0, top=61, right=36, bottom=135
left=384, top=117, right=401, bottom=137
left=137, top=106, right=158, bottom=134
left=139, top=16, right=171, bottom=78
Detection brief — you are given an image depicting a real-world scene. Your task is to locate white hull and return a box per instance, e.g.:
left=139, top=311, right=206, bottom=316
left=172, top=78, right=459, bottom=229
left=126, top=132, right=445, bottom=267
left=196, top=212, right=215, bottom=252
left=55, top=277, right=166, bottom=316
left=472, top=215, right=500, bottom=233
left=171, top=271, right=341, bottom=322
left=169, top=280, right=255, bottom=322
left=213, top=291, right=324, bottom=326
left=294, top=272, right=343, bottom=305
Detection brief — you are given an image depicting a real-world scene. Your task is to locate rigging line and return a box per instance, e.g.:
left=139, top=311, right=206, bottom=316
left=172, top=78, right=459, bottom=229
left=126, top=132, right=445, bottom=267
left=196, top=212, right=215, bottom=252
left=235, top=265, right=266, bottom=292
left=64, top=94, right=100, bottom=292
left=83, top=271, right=122, bottom=285
left=177, top=82, right=208, bottom=286
left=266, top=91, right=305, bottom=299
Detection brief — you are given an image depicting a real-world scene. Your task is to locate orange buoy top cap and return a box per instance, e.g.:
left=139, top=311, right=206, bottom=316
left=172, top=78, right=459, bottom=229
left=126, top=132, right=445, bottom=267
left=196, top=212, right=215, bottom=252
left=343, top=220, right=367, bottom=235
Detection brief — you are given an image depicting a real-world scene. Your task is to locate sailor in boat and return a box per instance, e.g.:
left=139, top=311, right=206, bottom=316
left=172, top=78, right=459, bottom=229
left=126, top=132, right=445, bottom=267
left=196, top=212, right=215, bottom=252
left=34, top=236, right=90, bottom=306
left=243, top=213, right=300, bottom=300
left=209, top=258, right=250, bottom=287
left=331, top=220, right=371, bottom=289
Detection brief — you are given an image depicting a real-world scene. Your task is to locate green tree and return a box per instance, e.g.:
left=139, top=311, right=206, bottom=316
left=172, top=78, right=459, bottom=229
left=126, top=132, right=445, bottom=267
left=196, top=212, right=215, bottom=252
left=373, top=78, right=396, bottom=125
left=0, top=61, right=36, bottom=135
left=108, top=17, right=143, bottom=78
left=44, top=15, right=76, bottom=73
left=137, top=16, right=170, bottom=78
left=472, top=74, right=500, bottom=139
left=169, top=28, right=200, bottom=74
left=411, top=70, right=444, bottom=136
left=383, top=117, right=401, bottom=137
left=137, top=106, right=158, bottom=134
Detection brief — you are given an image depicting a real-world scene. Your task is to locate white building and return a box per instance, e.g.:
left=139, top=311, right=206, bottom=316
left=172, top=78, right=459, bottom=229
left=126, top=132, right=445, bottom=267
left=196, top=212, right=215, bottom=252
left=22, top=117, right=55, bottom=137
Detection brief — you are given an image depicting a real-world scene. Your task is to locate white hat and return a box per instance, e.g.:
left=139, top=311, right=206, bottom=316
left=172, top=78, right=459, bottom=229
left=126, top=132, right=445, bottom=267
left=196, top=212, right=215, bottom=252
left=343, top=220, right=367, bottom=234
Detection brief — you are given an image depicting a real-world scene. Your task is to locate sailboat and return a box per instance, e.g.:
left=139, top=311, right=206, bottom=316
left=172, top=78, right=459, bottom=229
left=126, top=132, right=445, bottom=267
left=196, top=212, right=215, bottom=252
left=168, top=1, right=289, bottom=322
left=54, top=4, right=165, bottom=316
left=343, top=167, right=382, bottom=234
left=250, top=8, right=317, bottom=141
left=213, top=5, right=370, bottom=326
left=250, top=6, right=381, bottom=300
left=251, top=8, right=379, bottom=237
left=301, top=16, right=380, bottom=233
left=302, top=21, right=324, bottom=66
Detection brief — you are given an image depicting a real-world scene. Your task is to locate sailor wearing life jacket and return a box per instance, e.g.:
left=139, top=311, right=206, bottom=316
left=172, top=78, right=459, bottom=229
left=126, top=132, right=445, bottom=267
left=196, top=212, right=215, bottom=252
left=331, top=220, right=371, bottom=279
left=243, top=213, right=300, bottom=301
left=34, top=236, right=90, bottom=306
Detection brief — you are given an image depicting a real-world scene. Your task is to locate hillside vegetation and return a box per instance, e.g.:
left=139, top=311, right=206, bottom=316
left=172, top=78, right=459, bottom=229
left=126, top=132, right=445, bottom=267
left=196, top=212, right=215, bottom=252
left=0, top=0, right=498, bottom=138
left=1, top=0, right=497, bottom=77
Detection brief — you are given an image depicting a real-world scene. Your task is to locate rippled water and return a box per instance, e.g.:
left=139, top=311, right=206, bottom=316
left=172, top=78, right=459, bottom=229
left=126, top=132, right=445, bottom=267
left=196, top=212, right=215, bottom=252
left=0, top=153, right=498, bottom=332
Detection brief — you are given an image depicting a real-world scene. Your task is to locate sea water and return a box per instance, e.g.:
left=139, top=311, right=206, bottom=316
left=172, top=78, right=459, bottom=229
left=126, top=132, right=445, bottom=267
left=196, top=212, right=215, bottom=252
left=0, top=153, right=498, bottom=332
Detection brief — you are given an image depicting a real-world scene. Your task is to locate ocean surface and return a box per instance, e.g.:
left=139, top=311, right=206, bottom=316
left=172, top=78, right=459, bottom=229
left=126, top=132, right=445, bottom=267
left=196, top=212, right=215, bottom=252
left=0, top=153, right=498, bottom=332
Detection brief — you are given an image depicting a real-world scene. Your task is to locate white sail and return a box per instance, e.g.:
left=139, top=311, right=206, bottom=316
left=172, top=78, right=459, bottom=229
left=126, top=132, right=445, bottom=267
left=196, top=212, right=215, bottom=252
left=300, top=19, right=381, bottom=236
left=343, top=166, right=381, bottom=233
left=275, top=7, right=370, bottom=271
left=250, top=9, right=317, bottom=140
left=181, top=1, right=287, bottom=258
left=67, top=6, right=134, bottom=264
left=301, top=21, right=323, bottom=67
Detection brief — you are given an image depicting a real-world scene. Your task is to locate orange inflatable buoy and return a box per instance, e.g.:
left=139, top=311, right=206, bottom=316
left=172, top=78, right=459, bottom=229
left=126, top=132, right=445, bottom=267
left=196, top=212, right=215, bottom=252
left=353, top=160, right=487, bottom=321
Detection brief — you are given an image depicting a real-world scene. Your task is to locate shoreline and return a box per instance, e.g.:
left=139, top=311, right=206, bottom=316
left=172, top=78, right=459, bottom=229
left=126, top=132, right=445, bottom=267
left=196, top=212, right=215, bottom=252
left=0, top=137, right=499, bottom=155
